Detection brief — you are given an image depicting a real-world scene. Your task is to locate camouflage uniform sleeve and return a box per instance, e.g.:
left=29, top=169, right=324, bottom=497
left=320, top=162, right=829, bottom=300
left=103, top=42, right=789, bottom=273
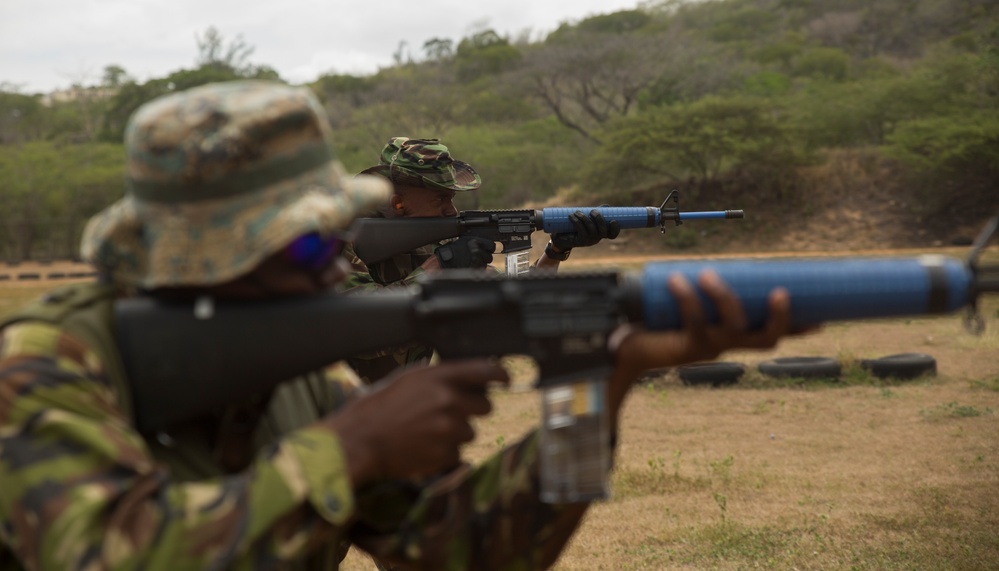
left=0, top=321, right=357, bottom=571
left=349, top=431, right=589, bottom=571
left=338, top=243, right=435, bottom=385
left=338, top=242, right=431, bottom=295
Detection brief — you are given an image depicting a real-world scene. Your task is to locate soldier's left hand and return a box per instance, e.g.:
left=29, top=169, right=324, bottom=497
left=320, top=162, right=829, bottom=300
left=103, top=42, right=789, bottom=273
left=610, top=270, right=821, bottom=383
left=550, top=209, right=621, bottom=252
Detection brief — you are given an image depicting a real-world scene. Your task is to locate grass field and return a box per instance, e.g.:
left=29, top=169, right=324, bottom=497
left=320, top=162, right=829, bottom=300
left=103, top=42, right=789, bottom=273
left=3, top=250, right=998, bottom=570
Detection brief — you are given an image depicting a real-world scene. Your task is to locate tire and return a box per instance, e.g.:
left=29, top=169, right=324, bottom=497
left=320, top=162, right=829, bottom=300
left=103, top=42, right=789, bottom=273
left=678, top=362, right=745, bottom=387
left=758, top=357, right=841, bottom=380
left=860, top=353, right=937, bottom=380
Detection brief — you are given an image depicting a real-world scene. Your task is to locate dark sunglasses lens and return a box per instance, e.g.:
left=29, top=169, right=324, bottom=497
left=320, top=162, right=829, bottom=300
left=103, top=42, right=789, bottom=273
left=285, top=233, right=344, bottom=270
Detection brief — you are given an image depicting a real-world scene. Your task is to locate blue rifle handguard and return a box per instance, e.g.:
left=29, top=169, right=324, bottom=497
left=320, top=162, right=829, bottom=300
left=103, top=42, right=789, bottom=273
left=541, top=207, right=660, bottom=233
left=636, top=256, right=972, bottom=331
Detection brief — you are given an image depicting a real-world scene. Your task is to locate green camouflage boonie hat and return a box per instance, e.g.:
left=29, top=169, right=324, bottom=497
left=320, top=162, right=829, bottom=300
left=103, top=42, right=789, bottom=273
left=360, top=137, right=481, bottom=192
left=81, top=80, right=391, bottom=289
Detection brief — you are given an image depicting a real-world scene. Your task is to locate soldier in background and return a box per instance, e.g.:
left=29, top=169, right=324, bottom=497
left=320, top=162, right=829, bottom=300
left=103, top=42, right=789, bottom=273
left=0, top=80, right=801, bottom=571
left=341, top=137, right=621, bottom=383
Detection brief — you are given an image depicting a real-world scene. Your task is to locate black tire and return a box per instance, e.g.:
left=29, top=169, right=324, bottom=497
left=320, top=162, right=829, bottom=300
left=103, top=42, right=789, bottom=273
left=678, top=362, right=745, bottom=387
left=758, top=357, right=841, bottom=380
left=860, top=353, right=937, bottom=380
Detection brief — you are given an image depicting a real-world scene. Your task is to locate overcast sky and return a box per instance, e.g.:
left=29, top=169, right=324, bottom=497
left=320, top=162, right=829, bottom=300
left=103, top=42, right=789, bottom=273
left=1, top=0, right=647, bottom=94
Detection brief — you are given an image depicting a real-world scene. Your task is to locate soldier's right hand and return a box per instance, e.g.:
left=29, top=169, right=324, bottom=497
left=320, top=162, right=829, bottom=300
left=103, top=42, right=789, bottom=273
left=324, top=359, right=509, bottom=484
left=434, top=235, right=496, bottom=269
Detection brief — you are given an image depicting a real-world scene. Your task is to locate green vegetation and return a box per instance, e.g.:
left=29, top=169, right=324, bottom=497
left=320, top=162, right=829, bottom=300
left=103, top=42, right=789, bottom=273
left=3, top=1, right=997, bottom=260
left=920, top=401, right=994, bottom=420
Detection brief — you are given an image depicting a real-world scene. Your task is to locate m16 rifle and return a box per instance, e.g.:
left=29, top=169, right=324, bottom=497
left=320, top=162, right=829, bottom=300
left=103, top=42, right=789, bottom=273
left=116, top=216, right=999, bottom=503
left=351, top=190, right=744, bottom=275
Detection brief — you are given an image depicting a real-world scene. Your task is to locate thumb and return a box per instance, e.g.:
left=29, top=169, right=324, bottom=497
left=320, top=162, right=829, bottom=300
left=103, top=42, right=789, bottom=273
left=608, top=220, right=621, bottom=239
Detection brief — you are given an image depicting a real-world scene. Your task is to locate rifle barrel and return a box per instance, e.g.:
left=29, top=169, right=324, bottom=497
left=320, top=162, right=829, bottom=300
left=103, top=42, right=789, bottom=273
left=674, top=210, right=744, bottom=220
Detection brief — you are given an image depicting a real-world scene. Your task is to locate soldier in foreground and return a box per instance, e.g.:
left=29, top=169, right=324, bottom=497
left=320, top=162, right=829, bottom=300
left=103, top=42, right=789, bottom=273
left=0, top=80, right=800, bottom=571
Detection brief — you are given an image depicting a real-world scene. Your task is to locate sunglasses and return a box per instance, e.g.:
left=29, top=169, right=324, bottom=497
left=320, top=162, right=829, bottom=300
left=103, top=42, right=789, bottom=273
left=284, top=232, right=349, bottom=272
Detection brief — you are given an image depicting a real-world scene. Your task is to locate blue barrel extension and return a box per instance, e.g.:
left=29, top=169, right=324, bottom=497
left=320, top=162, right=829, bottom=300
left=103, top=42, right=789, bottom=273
left=639, top=256, right=973, bottom=330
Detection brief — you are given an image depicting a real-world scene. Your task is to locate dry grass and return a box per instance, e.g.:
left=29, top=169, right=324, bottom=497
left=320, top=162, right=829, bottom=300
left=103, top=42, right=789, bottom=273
left=3, top=256, right=999, bottom=571
left=447, top=298, right=999, bottom=571
left=338, top=291, right=999, bottom=570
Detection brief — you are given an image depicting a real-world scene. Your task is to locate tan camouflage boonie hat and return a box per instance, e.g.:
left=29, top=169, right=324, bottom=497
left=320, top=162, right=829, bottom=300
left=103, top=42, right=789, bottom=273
left=360, top=137, right=481, bottom=191
left=81, top=80, right=391, bottom=289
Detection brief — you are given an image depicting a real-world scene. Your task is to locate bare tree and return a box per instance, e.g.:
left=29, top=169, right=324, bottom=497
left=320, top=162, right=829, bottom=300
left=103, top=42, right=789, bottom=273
left=195, top=26, right=255, bottom=71
left=519, top=28, right=720, bottom=143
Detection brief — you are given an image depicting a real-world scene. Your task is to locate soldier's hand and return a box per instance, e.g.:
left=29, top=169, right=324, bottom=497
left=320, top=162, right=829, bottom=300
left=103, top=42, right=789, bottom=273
left=434, top=235, right=496, bottom=269
left=610, top=271, right=810, bottom=382
left=326, top=359, right=509, bottom=484
left=550, top=209, right=621, bottom=253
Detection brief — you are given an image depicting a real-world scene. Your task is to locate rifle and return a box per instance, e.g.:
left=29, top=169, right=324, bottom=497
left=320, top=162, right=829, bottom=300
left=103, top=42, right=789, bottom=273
left=115, top=216, right=999, bottom=502
left=350, top=190, right=744, bottom=275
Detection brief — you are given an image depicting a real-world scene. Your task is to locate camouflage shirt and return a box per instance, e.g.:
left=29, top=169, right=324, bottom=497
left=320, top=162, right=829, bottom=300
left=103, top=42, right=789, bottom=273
left=339, top=241, right=438, bottom=384
left=0, top=290, right=589, bottom=571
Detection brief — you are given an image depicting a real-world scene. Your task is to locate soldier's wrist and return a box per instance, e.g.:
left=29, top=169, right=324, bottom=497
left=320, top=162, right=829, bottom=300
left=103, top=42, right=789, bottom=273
left=544, top=241, right=571, bottom=261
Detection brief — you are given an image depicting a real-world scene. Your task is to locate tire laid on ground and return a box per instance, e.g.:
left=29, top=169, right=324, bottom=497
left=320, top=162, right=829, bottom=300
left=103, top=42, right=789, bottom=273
left=859, top=353, right=937, bottom=380
left=758, top=357, right=841, bottom=380
left=678, top=362, right=745, bottom=387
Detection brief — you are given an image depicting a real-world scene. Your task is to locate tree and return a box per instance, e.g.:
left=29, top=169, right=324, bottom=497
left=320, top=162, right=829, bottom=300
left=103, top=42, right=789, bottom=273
left=0, top=141, right=122, bottom=260
left=454, top=30, right=522, bottom=82
left=195, top=26, right=254, bottom=72
left=583, top=95, right=806, bottom=196
left=521, top=28, right=690, bottom=142
left=99, top=30, right=280, bottom=142
left=0, top=87, right=45, bottom=144
left=547, top=9, right=652, bottom=39
left=101, top=65, right=131, bottom=88
left=423, top=38, right=454, bottom=62
left=792, top=46, right=851, bottom=81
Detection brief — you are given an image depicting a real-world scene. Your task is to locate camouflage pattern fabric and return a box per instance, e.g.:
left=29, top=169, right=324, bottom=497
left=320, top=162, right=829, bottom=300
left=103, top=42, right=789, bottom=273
left=359, top=137, right=481, bottom=192
left=340, top=241, right=437, bottom=384
left=0, top=292, right=590, bottom=570
left=80, top=80, right=390, bottom=289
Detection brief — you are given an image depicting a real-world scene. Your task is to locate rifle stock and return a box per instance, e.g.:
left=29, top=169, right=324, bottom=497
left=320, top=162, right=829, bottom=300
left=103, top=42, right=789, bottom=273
left=351, top=216, right=463, bottom=264
left=118, top=245, right=997, bottom=434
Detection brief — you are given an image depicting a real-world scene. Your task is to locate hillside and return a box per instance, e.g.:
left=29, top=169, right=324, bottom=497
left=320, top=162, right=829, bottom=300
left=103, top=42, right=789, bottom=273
left=548, top=148, right=996, bottom=258
left=1, top=0, right=996, bottom=261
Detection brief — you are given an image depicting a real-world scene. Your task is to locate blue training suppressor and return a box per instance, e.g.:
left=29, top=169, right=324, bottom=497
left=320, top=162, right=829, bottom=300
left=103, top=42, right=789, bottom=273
left=629, top=255, right=972, bottom=330
left=540, top=206, right=744, bottom=234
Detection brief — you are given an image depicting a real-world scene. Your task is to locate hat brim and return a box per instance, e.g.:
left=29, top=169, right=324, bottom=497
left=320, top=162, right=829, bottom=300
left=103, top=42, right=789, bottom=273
left=82, top=160, right=390, bottom=289
left=361, top=160, right=480, bottom=192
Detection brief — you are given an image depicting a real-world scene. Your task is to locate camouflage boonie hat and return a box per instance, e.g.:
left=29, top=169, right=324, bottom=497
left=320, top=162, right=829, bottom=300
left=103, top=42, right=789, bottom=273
left=81, top=80, right=391, bottom=289
left=360, top=137, right=481, bottom=192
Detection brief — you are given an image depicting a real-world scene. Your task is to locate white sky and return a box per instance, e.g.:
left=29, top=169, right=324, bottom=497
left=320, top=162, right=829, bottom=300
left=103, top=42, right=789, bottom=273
left=0, top=0, right=647, bottom=94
